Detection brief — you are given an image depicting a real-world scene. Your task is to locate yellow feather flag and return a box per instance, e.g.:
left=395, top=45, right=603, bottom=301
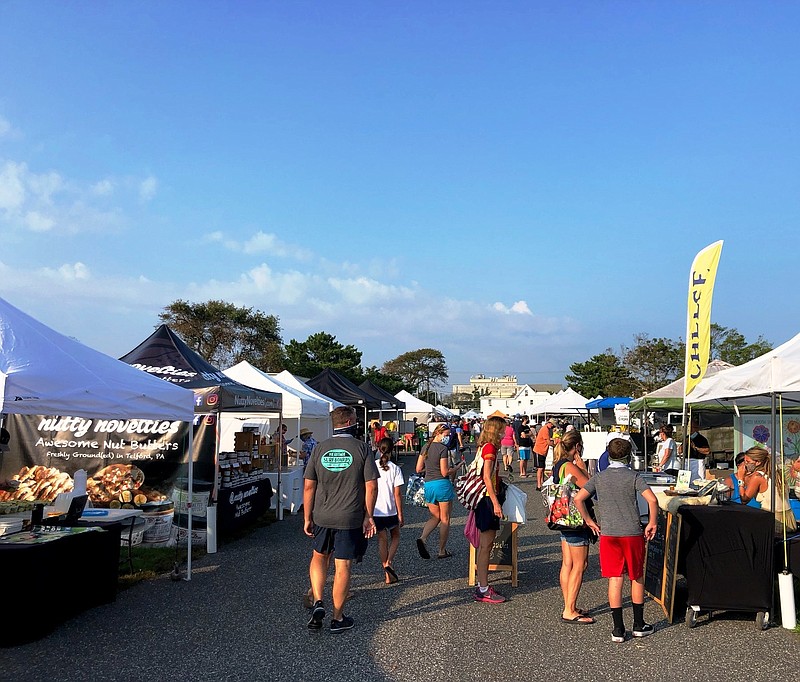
left=684, top=240, right=724, bottom=396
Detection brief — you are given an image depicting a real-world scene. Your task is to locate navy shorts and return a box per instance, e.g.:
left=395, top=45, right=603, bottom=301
left=312, top=525, right=368, bottom=561
left=374, top=515, right=399, bottom=532
left=474, top=484, right=507, bottom=533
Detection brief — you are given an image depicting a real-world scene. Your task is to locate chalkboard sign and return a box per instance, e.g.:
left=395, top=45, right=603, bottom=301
left=468, top=521, right=519, bottom=587
left=644, top=510, right=682, bottom=622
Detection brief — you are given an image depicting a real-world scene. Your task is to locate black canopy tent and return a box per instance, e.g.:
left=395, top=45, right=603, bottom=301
left=306, top=369, right=380, bottom=439
left=120, top=325, right=284, bottom=527
left=359, top=379, right=406, bottom=426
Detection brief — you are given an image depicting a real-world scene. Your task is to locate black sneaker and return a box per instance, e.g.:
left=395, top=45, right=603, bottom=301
left=307, top=600, right=325, bottom=630
left=632, top=623, right=654, bottom=638
left=611, top=628, right=626, bottom=643
left=330, top=615, right=354, bottom=633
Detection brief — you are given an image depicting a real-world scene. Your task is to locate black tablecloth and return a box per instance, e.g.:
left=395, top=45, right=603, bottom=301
left=679, top=503, right=773, bottom=612
left=0, top=525, right=120, bottom=646
left=217, top=478, right=273, bottom=535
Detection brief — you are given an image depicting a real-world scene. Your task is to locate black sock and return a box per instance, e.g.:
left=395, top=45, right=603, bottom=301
left=612, top=607, right=625, bottom=633
left=633, top=602, right=645, bottom=629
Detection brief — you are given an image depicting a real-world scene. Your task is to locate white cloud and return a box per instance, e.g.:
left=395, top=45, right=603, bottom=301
left=91, top=179, right=115, bottom=196
left=492, top=300, right=533, bottom=315
left=203, top=230, right=312, bottom=260
left=0, top=155, right=153, bottom=235
left=0, top=160, right=26, bottom=211
left=25, top=210, right=55, bottom=232
left=139, top=175, right=158, bottom=202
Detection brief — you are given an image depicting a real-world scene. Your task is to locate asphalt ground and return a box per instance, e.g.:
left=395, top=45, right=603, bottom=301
left=3, top=453, right=798, bottom=682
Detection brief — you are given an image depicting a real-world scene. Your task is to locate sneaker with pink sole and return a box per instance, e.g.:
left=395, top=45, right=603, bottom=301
left=473, top=586, right=506, bottom=604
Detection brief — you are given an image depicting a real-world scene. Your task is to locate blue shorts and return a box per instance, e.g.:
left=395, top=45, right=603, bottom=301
left=518, top=447, right=531, bottom=461
left=374, top=515, right=399, bottom=532
left=424, top=478, right=455, bottom=504
left=560, top=529, right=591, bottom=547
left=311, top=525, right=368, bottom=561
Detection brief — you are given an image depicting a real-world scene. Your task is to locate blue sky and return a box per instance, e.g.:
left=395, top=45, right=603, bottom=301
left=1, top=2, right=798, bottom=389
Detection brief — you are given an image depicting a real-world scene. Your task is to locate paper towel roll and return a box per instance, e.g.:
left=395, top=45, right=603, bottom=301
left=779, top=571, right=796, bottom=629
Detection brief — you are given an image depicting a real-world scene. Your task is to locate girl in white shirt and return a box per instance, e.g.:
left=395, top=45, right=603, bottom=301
left=374, top=438, right=405, bottom=584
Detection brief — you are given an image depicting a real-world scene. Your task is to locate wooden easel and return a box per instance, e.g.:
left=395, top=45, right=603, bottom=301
left=468, top=521, right=519, bottom=587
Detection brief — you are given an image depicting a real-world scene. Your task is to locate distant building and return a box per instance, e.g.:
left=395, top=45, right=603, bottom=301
left=479, top=384, right=557, bottom=417
left=452, top=374, right=520, bottom=399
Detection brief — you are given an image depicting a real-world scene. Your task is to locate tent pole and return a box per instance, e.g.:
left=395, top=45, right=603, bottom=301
left=185, top=421, right=194, bottom=581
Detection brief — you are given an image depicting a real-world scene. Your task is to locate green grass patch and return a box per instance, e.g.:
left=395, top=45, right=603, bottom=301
left=118, top=508, right=278, bottom=589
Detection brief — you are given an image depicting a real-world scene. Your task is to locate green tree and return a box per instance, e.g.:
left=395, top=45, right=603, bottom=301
left=158, top=299, right=284, bottom=370
left=285, top=332, right=362, bottom=381
left=382, top=349, right=448, bottom=395
left=565, top=351, right=636, bottom=398
left=710, top=323, right=772, bottom=365
left=361, top=366, right=406, bottom=395
left=622, top=334, right=684, bottom=395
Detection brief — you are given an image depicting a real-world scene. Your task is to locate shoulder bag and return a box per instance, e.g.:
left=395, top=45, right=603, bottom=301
left=454, top=446, right=487, bottom=509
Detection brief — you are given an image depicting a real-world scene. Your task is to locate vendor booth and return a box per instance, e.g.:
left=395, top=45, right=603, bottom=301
left=120, top=325, right=283, bottom=530
left=222, top=361, right=334, bottom=514
left=0, top=297, right=195, bottom=643
left=529, top=388, right=594, bottom=425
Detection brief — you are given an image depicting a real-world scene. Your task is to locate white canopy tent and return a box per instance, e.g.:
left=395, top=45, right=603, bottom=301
left=222, top=361, right=333, bottom=448
left=394, top=390, right=434, bottom=421
left=687, top=333, right=800, bottom=409
left=272, top=370, right=344, bottom=413
left=529, top=388, right=594, bottom=420
left=0, top=296, right=197, bottom=576
left=0, top=297, right=194, bottom=421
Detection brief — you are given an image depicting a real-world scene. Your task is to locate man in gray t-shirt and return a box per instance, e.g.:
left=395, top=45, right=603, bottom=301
left=574, top=438, right=658, bottom=643
left=303, top=406, right=378, bottom=633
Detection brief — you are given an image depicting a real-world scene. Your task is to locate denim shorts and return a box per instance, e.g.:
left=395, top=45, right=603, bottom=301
left=424, top=478, right=455, bottom=504
left=560, top=529, right=591, bottom=547
left=374, top=515, right=399, bottom=532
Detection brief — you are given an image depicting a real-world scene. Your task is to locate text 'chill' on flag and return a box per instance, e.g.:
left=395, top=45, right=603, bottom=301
left=684, top=240, right=724, bottom=396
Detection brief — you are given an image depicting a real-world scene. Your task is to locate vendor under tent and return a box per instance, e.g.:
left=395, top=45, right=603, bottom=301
left=686, top=333, right=800, bottom=625
left=306, top=368, right=381, bottom=438
left=120, top=325, right=284, bottom=529
left=0, top=297, right=196, bottom=603
left=359, top=379, right=407, bottom=440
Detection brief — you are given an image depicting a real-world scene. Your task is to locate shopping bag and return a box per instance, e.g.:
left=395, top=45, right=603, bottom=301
left=454, top=446, right=486, bottom=509
left=541, top=474, right=587, bottom=530
left=501, top=483, right=527, bottom=524
left=464, top=508, right=480, bottom=548
left=405, top=473, right=427, bottom=508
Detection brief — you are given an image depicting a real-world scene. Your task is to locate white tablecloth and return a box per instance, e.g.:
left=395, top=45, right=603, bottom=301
left=264, top=468, right=304, bottom=514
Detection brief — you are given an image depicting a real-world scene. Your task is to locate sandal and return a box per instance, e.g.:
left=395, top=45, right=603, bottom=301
left=416, top=538, right=431, bottom=560
left=385, top=566, right=399, bottom=584
left=437, top=550, right=453, bottom=559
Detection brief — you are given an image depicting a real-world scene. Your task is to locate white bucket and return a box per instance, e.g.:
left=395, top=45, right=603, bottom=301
left=171, top=487, right=210, bottom=518
left=142, top=508, right=175, bottom=544
left=174, top=522, right=207, bottom=546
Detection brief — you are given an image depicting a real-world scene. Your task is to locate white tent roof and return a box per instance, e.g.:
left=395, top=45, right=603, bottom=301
left=686, top=332, right=800, bottom=408
left=529, top=388, right=593, bottom=416
left=394, top=390, right=434, bottom=414
left=272, top=370, right=344, bottom=411
left=223, top=361, right=330, bottom=418
left=0, top=296, right=194, bottom=421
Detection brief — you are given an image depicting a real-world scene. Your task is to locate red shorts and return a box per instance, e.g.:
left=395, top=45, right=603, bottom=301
left=599, top=535, right=645, bottom=580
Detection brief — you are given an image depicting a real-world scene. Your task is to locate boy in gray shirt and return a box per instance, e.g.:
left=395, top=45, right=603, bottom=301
left=574, top=438, right=658, bottom=643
